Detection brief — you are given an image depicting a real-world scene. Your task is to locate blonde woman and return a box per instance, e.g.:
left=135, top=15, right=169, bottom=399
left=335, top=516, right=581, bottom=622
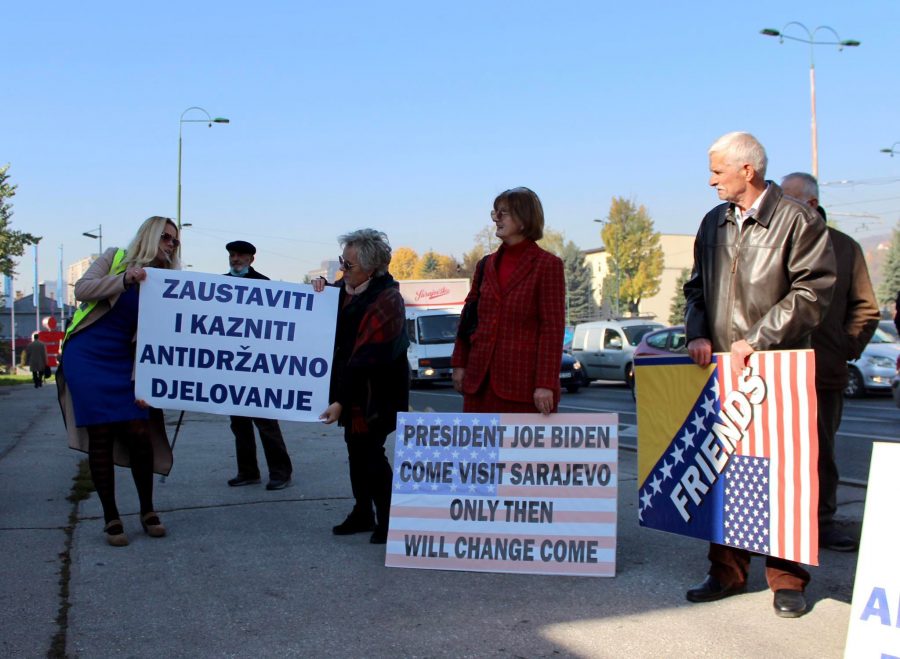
left=58, top=216, right=180, bottom=546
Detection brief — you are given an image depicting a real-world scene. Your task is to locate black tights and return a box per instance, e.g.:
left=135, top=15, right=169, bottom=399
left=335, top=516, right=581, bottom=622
left=87, top=420, right=155, bottom=524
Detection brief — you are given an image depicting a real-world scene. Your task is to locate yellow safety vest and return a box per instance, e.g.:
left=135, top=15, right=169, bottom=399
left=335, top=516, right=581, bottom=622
left=62, top=248, right=128, bottom=346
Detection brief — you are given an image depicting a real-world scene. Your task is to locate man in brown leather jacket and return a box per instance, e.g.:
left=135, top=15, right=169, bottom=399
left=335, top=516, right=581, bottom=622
left=683, top=132, right=836, bottom=618
left=782, top=172, right=880, bottom=553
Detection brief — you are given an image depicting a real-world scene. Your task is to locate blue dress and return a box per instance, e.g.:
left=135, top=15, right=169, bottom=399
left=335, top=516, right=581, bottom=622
left=62, top=286, right=149, bottom=426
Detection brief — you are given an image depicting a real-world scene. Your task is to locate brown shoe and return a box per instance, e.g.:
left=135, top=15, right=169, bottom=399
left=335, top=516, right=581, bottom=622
left=140, top=512, right=167, bottom=538
left=104, top=520, right=129, bottom=547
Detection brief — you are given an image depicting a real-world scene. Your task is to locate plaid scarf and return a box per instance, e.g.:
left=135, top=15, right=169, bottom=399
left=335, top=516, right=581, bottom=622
left=332, top=274, right=410, bottom=434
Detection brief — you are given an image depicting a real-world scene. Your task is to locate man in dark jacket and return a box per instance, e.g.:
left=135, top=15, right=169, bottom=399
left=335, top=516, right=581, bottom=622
left=782, top=172, right=880, bottom=553
left=683, top=132, right=836, bottom=618
left=24, top=333, right=49, bottom=388
left=223, top=240, right=294, bottom=490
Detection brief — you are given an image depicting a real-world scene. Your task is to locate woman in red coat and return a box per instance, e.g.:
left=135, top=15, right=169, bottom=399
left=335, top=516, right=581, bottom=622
left=452, top=187, right=565, bottom=415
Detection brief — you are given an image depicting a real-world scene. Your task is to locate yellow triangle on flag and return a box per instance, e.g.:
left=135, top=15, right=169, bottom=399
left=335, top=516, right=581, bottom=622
left=635, top=359, right=715, bottom=486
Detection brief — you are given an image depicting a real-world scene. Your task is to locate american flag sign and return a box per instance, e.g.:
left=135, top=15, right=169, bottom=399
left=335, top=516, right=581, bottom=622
left=634, top=350, right=819, bottom=566
left=385, top=413, right=619, bottom=576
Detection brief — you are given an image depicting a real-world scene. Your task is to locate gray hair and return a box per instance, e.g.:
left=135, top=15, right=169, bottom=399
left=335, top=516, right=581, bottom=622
left=781, top=172, right=819, bottom=206
left=708, top=132, right=768, bottom=178
left=338, top=228, right=393, bottom=276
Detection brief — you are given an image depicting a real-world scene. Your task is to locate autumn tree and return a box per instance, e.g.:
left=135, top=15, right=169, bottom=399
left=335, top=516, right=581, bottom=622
left=669, top=268, right=691, bottom=325
left=390, top=247, right=418, bottom=280
left=0, top=164, right=40, bottom=278
left=459, top=245, right=485, bottom=279
left=433, top=253, right=460, bottom=278
left=877, top=226, right=900, bottom=307
left=599, top=197, right=664, bottom=315
left=537, top=228, right=565, bottom=258
left=473, top=225, right=500, bottom=254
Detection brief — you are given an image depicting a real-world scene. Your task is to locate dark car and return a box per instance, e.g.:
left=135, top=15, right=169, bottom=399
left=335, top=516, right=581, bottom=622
left=560, top=353, right=587, bottom=393
left=634, top=325, right=688, bottom=358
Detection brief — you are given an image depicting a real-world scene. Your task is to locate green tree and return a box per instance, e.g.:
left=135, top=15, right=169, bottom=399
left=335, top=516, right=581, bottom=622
left=0, top=164, right=40, bottom=278
left=561, top=240, right=595, bottom=324
left=599, top=197, right=664, bottom=315
left=877, top=226, right=900, bottom=307
left=413, top=251, right=440, bottom=279
left=669, top=268, right=691, bottom=325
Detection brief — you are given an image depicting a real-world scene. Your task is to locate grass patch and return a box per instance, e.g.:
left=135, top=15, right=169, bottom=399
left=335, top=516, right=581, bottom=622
left=0, top=374, right=55, bottom=386
left=68, top=458, right=95, bottom=503
left=50, top=459, right=94, bottom=658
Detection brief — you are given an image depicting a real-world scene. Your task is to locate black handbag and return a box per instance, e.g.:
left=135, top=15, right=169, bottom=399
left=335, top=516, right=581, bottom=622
left=458, top=256, right=487, bottom=341
left=43, top=365, right=52, bottom=378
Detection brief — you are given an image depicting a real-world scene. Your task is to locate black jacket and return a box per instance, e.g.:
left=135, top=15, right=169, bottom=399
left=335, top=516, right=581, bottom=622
left=224, top=266, right=269, bottom=281
left=811, top=228, right=880, bottom=389
left=684, top=182, right=836, bottom=352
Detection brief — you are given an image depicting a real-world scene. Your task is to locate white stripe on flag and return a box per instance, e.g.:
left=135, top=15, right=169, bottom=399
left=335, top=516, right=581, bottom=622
left=765, top=351, right=781, bottom=559
left=797, top=350, right=812, bottom=564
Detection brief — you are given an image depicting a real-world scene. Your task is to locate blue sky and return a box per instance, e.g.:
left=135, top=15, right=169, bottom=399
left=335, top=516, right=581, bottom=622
left=5, top=1, right=900, bottom=289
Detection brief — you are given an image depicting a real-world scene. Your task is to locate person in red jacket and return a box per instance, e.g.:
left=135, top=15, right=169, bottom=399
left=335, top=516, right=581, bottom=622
left=452, top=187, right=565, bottom=415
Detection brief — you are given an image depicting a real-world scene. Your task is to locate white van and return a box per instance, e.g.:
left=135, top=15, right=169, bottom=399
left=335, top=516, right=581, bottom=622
left=405, top=308, right=461, bottom=385
left=398, top=279, right=469, bottom=386
left=571, top=318, right=663, bottom=386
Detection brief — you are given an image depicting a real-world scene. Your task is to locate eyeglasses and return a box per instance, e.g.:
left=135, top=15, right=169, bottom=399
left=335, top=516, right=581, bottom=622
left=490, top=209, right=511, bottom=221
left=338, top=255, right=356, bottom=271
left=160, top=232, right=181, bottom=248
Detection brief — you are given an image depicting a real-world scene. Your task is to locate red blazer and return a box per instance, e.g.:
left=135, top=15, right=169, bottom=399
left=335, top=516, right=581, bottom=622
left=452, top=240, right=565, bottom=402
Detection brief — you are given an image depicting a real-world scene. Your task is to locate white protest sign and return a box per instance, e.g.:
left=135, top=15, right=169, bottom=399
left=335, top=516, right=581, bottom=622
left=135, top=269, right=338, bottom=422
left=385, top=412, right=618, bottom=577
left=845, top=442, right=900, bottom=658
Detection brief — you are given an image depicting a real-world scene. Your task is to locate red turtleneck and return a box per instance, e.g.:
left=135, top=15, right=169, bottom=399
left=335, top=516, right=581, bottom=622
left=497, top=239, right=531, bottom=291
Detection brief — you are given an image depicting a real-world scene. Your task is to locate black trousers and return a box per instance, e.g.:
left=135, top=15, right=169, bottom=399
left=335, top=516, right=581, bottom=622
left=816, top=387, right=844, bottom=530
left=344, top=427, right=393, bottom=531
left=32, top=370, right=44, bottom=387
left=230, top=416, right=292, bottom=481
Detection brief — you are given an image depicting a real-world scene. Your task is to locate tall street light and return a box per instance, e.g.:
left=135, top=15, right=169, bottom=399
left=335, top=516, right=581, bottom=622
left=880, top=142, right=900, bottom=157
left=761, top=23, right=860, bottom=178
left=82, top=225, right=103, bottom=256
left=177, top=107, right=229, bottom=232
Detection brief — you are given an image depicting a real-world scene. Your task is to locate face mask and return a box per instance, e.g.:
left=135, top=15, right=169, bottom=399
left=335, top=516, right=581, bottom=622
left=230, top=266, right=249, bottom=276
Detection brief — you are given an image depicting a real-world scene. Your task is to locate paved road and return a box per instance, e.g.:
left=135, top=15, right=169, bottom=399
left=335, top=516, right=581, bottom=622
left=0, top=381, right=876, bottom=658
left=410, top=382, right=900, bottom=484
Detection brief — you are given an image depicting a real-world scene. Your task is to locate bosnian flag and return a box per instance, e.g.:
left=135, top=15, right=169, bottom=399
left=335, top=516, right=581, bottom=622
left=635, top=350, right=818, bottom=566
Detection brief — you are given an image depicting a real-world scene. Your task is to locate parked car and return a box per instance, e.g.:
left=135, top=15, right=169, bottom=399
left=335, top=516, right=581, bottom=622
left=892, top=356, right=900, bottom=408
left=634, top=325, right=687, bottom=358
left=560, top=352, right=587, bottom=393
left=845, top=326, right=900, bottom=398
left=571, top=319, right=664, bottom=387
left=879, top=319, right=899, bottom=341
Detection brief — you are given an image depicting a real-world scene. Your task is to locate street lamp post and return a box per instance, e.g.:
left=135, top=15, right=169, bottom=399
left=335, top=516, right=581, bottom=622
left=761, top=23, right=860, bottom=179
left=880, top=142, right=900, bottom=157
left=82, top=225, right=103, bottom=256
left=177, top=107, right=229, bottom=232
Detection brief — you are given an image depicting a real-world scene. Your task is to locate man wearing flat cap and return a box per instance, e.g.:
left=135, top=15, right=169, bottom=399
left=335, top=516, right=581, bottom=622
left=224, top=240, right=294, bottom=490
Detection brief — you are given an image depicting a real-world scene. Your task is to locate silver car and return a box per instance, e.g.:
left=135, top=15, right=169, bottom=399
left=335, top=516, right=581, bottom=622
left=571, top=319, right=664, bottom=386
left=846, top=326, right=900, bottom=398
